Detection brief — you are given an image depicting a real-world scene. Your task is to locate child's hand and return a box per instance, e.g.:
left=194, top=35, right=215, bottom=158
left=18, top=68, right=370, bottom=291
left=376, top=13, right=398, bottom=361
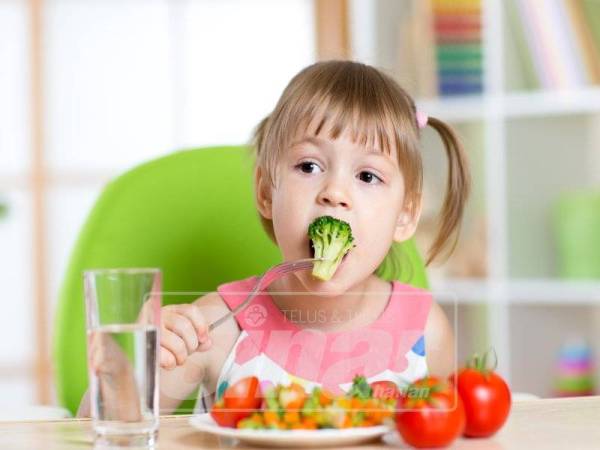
left=160, top=303, right=213, bottom=370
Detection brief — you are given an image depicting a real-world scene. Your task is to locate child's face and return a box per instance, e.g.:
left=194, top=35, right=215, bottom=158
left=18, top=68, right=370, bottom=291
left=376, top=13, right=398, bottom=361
left=256, top=122, right=419, bottom=296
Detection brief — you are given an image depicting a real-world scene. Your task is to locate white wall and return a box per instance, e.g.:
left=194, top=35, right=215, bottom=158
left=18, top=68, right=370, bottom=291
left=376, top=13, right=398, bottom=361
left=0, top=0, right=315, bottom=408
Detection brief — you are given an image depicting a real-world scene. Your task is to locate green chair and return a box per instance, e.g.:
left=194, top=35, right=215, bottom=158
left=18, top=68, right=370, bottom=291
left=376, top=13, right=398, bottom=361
left=53, top=146, right=428, bottom=416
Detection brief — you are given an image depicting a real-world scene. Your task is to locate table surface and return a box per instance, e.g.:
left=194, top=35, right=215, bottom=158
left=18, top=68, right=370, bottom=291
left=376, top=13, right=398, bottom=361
left=1, top=396, right=599, bottom=450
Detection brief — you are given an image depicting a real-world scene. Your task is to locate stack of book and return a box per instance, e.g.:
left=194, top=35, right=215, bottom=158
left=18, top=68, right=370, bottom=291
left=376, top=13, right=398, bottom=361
left=508, top=0, right=600, bottom=89
left=432, top=0, right=483, bottom=96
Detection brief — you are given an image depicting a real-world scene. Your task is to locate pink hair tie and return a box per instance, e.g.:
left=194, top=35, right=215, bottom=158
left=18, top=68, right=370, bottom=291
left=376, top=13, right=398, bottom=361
left=416, top=110, right=428, bottom=129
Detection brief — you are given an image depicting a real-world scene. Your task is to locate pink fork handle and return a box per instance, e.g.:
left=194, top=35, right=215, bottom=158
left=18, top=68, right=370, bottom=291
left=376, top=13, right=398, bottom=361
left=206, top=258, right=318, bottom=332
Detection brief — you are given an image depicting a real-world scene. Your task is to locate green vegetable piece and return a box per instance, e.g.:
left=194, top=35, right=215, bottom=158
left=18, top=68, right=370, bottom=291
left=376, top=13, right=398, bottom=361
left=308, top=215, right=355, bottom=281
left=348, top=375, right=373, bottom=399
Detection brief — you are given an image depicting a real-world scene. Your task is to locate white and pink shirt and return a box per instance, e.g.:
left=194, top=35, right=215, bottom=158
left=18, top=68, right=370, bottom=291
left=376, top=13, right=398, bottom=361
left=195, top=275, right=432, bottom=413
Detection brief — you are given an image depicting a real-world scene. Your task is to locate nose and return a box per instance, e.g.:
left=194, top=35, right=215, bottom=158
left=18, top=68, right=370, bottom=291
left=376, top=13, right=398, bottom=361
left=317, top=177, right=352, bottom=209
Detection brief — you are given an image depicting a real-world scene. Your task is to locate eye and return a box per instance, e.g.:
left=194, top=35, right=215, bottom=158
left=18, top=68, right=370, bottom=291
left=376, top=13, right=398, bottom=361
left=295, top=161, right=322, bottom=174
left=357, top=170, right=383, bottom=184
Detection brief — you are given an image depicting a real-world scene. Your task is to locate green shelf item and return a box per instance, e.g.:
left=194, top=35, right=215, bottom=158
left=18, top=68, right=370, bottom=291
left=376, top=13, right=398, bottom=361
left=553, top=192, right=600, bottom=279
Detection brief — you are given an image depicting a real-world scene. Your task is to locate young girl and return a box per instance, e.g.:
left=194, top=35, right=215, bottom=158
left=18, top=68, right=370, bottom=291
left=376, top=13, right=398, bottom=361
left=79, top=60, right=470, bottom=416
left=155, top=59, right=470, bottom=415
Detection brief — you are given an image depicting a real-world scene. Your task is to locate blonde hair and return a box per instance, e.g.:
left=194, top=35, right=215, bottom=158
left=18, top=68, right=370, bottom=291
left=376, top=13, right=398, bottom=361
left=251, top=60, right=470, bottom=268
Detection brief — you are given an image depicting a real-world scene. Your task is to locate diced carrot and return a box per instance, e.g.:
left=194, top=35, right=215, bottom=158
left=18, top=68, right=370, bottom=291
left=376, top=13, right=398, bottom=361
left=301, top=417, right=317, bottom=429
left=381, top=408, right=393, bottom=419
left=263, top=410, right=279, bottom=426
left=273, top=419, right=287, bottom=429
left=366, top=409, right=383, bottom=423
left=341, top=415, right=353, bottom=428
left=351, top=397, right=364, bottom=410
left=364, top=399, right=377, bottom=410
left=283, top=411, right=300, bottom=424
left=319, top=390, right=334, bottom=406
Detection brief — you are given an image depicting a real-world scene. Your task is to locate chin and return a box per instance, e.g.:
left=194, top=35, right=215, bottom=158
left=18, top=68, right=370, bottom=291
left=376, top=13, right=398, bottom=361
left=296, top=271, right=350, bottom=298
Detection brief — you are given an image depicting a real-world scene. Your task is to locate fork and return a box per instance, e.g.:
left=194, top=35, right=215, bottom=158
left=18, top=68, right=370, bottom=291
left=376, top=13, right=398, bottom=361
left=207, top=257, right=323, bottom=332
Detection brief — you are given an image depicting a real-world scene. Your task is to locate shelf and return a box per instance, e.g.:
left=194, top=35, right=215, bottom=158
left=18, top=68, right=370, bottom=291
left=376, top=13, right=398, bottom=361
left=509, top=280, right=600, bottom=304
left=416, top=96, right=485, bottom=123
left=431, top=278, right=600, bottom=304
left=504, top=87, right=600, bottom=118
left=415, top=87, right=600, bottom=123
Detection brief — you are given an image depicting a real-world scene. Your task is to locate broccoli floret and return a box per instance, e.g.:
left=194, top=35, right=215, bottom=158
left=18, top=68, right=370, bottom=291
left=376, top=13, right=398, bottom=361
left=347, top=375, right=373, bottom=399
left=308, top=215, right=355, bottom=281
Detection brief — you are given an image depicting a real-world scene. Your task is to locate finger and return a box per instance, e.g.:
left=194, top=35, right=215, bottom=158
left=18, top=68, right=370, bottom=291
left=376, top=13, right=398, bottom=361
left=163, top=313, right=199, bottom=353
left=160, top=329, right=188, bottom=366
left=172, top=304, right=209, bottom=342
left=160, top=347, right=177, bottom=370
left=196, top=337, right=213, bottom=352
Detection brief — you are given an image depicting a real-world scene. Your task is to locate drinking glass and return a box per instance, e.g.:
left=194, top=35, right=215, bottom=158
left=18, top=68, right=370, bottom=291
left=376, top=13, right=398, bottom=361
left=83, top=268, right=161, bottom=448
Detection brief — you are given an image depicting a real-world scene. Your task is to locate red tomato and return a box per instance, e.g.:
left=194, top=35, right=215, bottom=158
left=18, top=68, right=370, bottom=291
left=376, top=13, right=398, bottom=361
left=454, top=358, right=511, bottom=437
left=210, top=400, right=247, bottom=428
left=222, top=376, right=263, bottom=410
left=395, top=377, right=465, bottom=448
left=210, top=376, right=263, bottom=428
left=370, top=380, right=400, bottom=400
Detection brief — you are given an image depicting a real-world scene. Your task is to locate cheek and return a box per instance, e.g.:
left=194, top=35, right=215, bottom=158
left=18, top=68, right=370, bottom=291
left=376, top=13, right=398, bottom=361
left=354, top=191, right=404, bottom=250
left=269, top=185, right=311, bottom=254
left=271, top=183, right=306, bottom=224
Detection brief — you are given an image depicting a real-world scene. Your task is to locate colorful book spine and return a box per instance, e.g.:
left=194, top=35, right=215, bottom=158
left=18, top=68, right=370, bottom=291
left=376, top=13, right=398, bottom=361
left=580, top=0, right=600, bottom=83
left=565, top=0, right=600, bottom=84
left=432, top=0, right=483, bottom=96
left=554, top=0, right=590, bottom=85
left=511, top=0, right=600, bottom=90
left=505, top=0, right=540, bottom=89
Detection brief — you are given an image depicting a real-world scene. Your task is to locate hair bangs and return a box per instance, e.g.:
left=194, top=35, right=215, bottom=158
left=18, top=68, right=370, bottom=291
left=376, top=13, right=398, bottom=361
left=283, top=89, right=409, bottom=159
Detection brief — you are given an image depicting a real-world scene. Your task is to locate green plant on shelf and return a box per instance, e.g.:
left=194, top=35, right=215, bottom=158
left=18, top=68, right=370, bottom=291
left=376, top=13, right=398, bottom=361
left=0, top=201, right=7, bottom=220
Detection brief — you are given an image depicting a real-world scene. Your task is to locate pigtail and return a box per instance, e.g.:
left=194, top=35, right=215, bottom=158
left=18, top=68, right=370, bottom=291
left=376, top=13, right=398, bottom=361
left=424, top=116, right=471, bottom=266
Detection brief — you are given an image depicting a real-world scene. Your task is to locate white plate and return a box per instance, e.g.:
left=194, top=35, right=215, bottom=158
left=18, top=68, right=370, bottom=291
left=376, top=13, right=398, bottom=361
left=189, top=413, right=394, bottom=448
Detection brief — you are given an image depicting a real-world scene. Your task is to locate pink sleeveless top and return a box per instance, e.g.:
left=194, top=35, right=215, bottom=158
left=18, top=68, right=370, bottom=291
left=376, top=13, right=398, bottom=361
left=195, top=275, right=432, bottom=413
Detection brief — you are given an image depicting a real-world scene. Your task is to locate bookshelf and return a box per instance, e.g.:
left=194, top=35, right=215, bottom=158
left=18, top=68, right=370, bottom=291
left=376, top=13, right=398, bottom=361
left=346, top=0, right=600, bottom=397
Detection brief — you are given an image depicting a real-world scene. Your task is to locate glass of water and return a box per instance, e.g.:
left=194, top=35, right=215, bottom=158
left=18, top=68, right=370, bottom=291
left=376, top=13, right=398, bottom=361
left=84, top=268, right=161, bottom=448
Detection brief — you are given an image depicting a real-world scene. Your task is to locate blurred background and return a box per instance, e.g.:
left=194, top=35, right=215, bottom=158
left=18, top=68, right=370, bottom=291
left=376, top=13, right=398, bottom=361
left=1, top=0, right=600, bottom=415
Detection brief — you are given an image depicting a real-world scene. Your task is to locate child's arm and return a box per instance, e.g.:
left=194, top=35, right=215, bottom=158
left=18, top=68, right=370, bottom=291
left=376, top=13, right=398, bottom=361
left=157, top=298, right=214, bottom=414
left=154, top=292, right=240, bottom=414
left=424, top=301, right=456, bottom=378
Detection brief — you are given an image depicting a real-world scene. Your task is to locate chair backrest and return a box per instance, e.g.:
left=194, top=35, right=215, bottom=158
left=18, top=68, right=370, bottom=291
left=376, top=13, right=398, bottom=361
left=53, top=146, right=428, bottom=415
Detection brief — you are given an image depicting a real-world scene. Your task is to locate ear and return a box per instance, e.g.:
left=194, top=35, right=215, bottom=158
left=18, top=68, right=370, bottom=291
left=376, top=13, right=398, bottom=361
left=393, top=199, right=422, bottom=242
left=254, top=166, right=273, bottom=220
